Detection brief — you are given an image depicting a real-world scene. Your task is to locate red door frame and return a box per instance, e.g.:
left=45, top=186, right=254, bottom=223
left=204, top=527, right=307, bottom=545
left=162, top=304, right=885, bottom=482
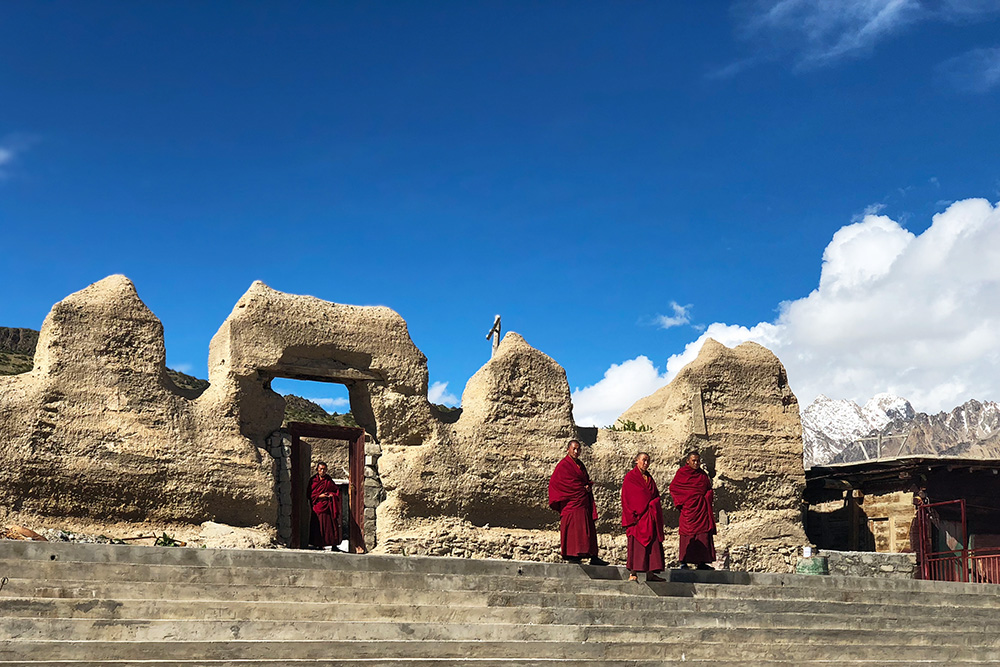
left=286, top=422, right=367, bottom=553
left=916, top=499, right=967, bottom=581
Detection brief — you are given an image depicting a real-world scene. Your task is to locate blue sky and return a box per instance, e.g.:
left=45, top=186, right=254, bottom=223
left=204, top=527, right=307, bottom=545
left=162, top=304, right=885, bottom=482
left=2, top=2, right=1000, bottom=424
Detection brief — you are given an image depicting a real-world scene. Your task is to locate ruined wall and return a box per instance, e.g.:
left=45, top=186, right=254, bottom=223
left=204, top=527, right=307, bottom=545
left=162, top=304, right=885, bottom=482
left=1, top=276, right=808, bottom=572
left=376, top=336, right=809, bottom=573
left=606, top=339, right=808, bottom=571
left=376, top=332, right=578, bottom=537
left=0, top=276, right=275, bottom=529
left=0, top=276, right=438, bottom=538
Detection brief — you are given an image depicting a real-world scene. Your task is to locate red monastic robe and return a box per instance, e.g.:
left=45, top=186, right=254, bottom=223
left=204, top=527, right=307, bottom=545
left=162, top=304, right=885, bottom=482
left=548, top=455, right=598, bottom=558
left=309, top=474, right=341, bottom=548
left=621, top=466, right=665, bottom=572
left=669, top=464, right=717, bottom=563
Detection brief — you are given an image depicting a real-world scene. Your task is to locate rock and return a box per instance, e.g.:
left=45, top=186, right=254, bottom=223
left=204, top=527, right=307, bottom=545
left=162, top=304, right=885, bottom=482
left=456, top=332, right=577, bottom=444
left=586, top=339, right=806, bottom=563
left=197, top=521, right=276, bottom=549
left=0, top=327, right=39, bottom=355
left=378, top=332, right=577, bottom=534
left=3, top=525, right=46, bottom=541
left=0, top=276, right=274, bottom=529
left=207, top=280, right=438, bottom=447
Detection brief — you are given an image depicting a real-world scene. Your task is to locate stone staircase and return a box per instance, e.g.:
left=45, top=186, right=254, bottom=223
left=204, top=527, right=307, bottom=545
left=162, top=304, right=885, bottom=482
left=1, top=540, right=999, bottom=665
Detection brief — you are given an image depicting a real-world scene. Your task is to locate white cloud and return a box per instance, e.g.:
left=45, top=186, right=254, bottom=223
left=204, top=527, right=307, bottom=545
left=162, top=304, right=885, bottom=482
left=738, top=0, right=923, bottom=66
left=655, top=302, right=692, bottom=329
left=0, top=145, right=15, bottom=179
left=428, top=381, right=460, bottom=406
left=678, top=198, right=1000, bottom=413
left=575, top=198, right=1000, bottom=423
left=170, top=363, right=194, bottom=374
left=734, top=0, right=1000, bottom=68
left=571, top=356, right=671, bottom=427
left=311, top=397, right=350, bottom=411
left=937, top=46, right=1000, bottom=93
left=0, top=135, right=36, bottom=177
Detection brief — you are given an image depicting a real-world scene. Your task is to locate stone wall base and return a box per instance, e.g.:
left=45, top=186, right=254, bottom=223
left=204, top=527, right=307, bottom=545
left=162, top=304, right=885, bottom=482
left=823, top=550, right=917, bottom=579
left=373, top=518, right=800, bottom=573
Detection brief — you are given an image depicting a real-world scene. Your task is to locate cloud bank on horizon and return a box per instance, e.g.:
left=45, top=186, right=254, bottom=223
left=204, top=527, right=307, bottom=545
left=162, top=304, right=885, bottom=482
left=573, top=198, right=1000, bottom=427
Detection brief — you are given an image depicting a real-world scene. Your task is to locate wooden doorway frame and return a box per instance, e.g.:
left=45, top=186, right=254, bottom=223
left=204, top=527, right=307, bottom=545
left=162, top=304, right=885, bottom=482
left=286, top=421, right=367, bottom=553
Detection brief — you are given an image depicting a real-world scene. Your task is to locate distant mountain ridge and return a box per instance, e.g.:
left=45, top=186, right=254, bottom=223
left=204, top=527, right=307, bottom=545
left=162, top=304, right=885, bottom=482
left=802, top=392, right=1000, bottom=468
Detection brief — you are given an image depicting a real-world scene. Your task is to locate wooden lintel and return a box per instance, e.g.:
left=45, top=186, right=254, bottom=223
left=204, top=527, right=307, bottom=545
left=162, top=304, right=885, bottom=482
left=264, top=364, right=383, bottom=384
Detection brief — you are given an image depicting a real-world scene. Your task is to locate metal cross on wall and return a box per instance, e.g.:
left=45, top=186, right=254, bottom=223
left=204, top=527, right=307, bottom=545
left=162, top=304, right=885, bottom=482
left=486, top=314, right=501, bottom=357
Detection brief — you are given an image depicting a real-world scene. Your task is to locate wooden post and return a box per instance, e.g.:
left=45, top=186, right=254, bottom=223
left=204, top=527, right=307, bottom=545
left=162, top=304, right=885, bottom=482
left=486, top=315, right=501, bottom=357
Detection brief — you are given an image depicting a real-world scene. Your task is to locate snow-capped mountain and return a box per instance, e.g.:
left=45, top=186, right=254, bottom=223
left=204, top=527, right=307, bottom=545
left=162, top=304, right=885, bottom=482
left=860, top=393, right=915, bottom=431
left=801, top=393, right=913, bottom=468
left=803, top=394, right=1000, bottom=468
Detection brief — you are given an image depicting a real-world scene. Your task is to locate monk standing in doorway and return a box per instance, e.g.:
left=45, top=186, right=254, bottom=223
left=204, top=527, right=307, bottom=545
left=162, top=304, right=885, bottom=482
left=548, top=440, right=609, bottom=566
left=621, top=452, right=666, bottom=582
left=669, top=451, right=716, bottom=569
left=309, top=461, right=341, bottom=551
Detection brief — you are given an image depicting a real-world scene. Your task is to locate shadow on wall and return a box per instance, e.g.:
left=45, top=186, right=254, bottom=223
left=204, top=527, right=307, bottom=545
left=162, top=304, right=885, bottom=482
left=807, top=501, right=876, bottom=552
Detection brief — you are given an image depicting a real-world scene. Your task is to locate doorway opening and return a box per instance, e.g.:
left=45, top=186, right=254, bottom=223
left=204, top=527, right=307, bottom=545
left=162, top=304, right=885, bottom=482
left=264, top=378, right=381, bottom=553
left=286, top=421, right=366, bottom=553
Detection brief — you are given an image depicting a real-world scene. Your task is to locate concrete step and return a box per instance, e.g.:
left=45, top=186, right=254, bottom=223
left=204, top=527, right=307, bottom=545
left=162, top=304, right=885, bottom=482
left=1, top=638, right=998, bottom=663
left=5, top=578, right=1000, bottom=628
left=7, top=540, right=998, bottom=598
left=0, top=663, right=783, bottom=667
left=0, top=541, right=629, bottom=581
left=5, top=549, right=1000, bottom=601
left=0, top=559, right=645, bottom=596
left=6, top=559, right=1000, bottom=613
left=0, top=661, right=997, bottom=667
left=3, top=617, right=999, bottom=649
left=5, top=595, right=1000, bottom=635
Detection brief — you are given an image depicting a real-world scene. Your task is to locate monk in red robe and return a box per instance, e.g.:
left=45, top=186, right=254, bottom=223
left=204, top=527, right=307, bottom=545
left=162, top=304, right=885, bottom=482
left=621, top=452, right=666, bottom=582
left=668, top=451, right=716, bottom=570
left=548, top=440, right=608, bottom=565
left=309, top=461, right=341, bottom=551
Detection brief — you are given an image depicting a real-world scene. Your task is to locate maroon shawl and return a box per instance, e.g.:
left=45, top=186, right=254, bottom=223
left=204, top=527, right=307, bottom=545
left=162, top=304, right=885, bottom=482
left=669, top=464, right=716, bottom=537
left=621, top=466, right=664, bottom=547
left=310, top=474, right=340, bottom=518
left=548, top=455, right=598, bottom=520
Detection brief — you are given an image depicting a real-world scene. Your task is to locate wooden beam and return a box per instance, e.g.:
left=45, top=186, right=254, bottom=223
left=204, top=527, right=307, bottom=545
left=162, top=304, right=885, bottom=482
left=263, top=363, right=383, bottom=384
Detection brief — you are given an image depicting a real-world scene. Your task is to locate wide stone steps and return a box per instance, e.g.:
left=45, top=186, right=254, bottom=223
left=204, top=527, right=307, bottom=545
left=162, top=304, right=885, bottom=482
left=5, top=579, right=1000, bottom=625
left=5, top=596, right=1000, bottom=635
left=2, top=541, right=999, bottom=664
left=4, top=555, right=999, bottom=608
left=1, top=639, right=999, bottom=664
